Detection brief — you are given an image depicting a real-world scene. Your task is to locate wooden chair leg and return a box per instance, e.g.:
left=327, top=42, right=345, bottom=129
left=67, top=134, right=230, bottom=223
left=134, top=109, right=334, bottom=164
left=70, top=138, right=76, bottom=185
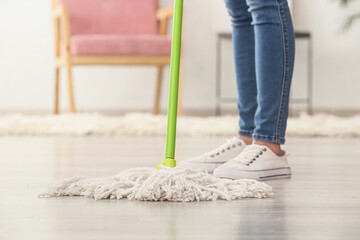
left=54, top=67, right=60, bottom=114
left=65, top=58, right=76, bottom=113
left=153, top=66, right=164, bottom=115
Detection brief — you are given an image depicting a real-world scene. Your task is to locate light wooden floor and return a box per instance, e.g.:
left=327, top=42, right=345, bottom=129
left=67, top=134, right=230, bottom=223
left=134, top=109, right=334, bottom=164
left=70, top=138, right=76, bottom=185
left=0, top=136, right=360, bottom=240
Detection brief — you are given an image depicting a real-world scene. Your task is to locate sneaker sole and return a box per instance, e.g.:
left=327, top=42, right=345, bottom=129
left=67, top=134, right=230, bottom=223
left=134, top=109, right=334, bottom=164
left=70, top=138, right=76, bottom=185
left=181, top=161, right=225, bottom=173
left=214, top=167, right=292, bottom=181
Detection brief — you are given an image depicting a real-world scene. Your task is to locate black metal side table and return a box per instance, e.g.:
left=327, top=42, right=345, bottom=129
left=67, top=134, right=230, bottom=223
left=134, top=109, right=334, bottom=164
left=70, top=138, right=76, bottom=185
left=215, top=31, right=313, bottom=116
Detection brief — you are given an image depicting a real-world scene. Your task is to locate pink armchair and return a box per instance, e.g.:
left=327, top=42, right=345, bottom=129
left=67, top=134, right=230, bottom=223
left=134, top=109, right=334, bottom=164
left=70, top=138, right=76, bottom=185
left=51, top=0, right=182, bottom=114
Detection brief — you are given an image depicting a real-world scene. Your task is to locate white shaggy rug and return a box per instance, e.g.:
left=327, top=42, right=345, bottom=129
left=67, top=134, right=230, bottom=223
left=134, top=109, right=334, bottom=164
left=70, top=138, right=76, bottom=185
left=38, top=167, right=273, bottom=202
left=0, top=112, right=359, bottom=137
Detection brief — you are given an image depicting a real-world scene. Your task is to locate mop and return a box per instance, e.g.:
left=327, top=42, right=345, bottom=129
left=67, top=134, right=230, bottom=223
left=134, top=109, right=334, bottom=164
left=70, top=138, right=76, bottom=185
left=39, top=0, right=272, bottom=202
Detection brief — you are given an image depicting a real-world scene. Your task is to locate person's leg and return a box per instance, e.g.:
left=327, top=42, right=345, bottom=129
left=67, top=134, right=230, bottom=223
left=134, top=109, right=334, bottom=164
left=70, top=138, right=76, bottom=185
left=247, top=0, right=295, bottom=150
left=224, top=0, right=257, bottom=146
left=214, top=0, right=294, bottom=180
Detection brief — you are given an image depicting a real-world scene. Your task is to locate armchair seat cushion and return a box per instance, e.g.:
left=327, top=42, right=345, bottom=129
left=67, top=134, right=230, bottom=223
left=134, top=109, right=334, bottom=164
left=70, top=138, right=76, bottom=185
left=71, top=35, right=172, bottom=56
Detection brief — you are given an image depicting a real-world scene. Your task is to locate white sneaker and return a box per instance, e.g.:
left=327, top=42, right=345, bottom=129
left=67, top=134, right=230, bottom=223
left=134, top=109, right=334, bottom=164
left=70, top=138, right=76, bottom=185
left=213, top=144, right=292, bottom=180
left=181, top=137, right=247, bottom=173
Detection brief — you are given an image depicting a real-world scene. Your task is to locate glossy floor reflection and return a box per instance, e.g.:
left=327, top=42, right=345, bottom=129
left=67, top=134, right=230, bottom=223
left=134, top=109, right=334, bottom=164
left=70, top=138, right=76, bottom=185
left=0, top=136, right=359, bottom=240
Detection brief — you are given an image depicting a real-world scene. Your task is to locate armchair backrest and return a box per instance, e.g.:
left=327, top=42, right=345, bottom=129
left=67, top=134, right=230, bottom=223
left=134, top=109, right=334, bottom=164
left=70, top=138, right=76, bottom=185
left=57, top=0, right=158, bottom=35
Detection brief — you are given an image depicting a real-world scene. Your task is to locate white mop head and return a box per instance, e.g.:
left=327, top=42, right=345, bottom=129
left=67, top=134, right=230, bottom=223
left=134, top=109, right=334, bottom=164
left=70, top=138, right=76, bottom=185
left=39, top=167, right=273, bottom=202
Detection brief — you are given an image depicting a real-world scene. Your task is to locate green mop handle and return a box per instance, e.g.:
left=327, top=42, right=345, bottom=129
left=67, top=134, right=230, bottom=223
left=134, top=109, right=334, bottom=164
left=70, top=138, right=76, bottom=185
left=158, top=0, right=183, bottom=169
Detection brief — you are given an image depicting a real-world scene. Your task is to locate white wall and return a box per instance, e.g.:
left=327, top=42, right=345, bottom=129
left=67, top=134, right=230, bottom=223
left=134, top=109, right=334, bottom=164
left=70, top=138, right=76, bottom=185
left=293, top=0, right=360, bottom=111
left=0, top=0, right=359, bottom=113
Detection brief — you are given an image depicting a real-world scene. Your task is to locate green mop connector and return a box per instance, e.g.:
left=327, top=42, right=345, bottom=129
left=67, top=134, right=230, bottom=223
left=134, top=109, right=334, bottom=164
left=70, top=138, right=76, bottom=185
left=158, top=0, right=183, bottom=169
left=157, top=158, right=177, bottom=170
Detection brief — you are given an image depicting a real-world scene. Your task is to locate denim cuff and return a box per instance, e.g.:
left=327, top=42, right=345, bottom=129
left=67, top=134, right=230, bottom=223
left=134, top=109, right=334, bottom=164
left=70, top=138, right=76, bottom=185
left=252, top=134, right=286, bottom=145
left=238, top=130, right=253, bottom=138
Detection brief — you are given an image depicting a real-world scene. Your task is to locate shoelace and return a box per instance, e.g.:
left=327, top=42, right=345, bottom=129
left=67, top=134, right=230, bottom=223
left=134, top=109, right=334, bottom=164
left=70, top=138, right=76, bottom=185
left=234, top=145, right=267, bottom=165
left=209, top=138, right=242, bottom=158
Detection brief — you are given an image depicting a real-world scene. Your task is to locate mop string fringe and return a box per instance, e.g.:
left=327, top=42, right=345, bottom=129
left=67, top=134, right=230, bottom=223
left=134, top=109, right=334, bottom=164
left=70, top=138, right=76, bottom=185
left=39, top=167, right=273, bottom=202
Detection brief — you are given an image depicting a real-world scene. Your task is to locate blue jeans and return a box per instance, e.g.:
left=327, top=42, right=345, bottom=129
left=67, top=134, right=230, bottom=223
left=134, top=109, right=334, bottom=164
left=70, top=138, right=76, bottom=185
left=224, top=0, right=295, bottom=144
